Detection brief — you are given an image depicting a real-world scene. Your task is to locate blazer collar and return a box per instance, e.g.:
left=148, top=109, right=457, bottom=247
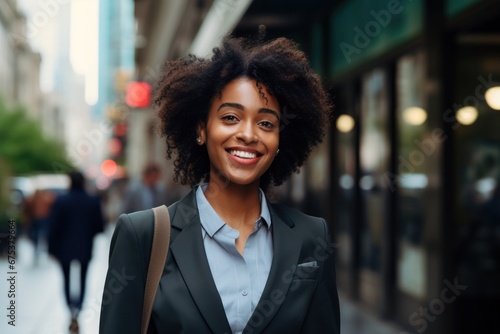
left=169, top=189, right=232, bottom=334
left=169, top=189, right=302, bottom=334
left=243, top=202, right=302, bottom=333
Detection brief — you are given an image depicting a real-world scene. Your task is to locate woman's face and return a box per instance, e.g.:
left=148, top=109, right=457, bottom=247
left=198, top=77, right=281, bottom=187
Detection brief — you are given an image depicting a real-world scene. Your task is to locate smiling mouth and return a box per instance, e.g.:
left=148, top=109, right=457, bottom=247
left=228, top=150, right=260, bottom=159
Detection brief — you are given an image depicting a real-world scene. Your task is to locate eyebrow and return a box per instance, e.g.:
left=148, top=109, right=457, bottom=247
left=217, top=102, right=280, bottom=121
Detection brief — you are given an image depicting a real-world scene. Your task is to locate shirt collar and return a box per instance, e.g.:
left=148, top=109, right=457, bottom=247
left=195, top=184, right=272, bottom=238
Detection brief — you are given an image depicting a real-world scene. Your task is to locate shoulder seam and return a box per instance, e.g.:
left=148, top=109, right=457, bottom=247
left=120, top=212, right=151, bottom=284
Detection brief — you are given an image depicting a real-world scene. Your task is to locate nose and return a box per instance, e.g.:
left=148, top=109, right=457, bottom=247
left=236, top=121, right=258, bottom=144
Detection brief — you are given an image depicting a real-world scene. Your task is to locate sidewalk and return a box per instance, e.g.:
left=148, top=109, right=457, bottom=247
left=0, top=228, right=112, bottom=334
left=0, top=225, right=407, bottom=334
left=339, top=293, right=407, bottom=334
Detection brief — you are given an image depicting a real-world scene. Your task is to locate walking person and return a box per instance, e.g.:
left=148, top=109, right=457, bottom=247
left=48, top=170, right=105, bottom=333
left=24, top=188, right=56, bottom=264
left=100, top=31, right=340, bottom=334
left=122, top=162, right=165, bottom=214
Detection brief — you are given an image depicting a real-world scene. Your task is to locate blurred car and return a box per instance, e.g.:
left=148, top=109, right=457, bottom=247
left=9, top=176, right=36, bottom=208
left=8, top=173, right=69, bottom=218
left=28, top=173, right=70, bottom=196
left=9, top=173, right=70, bottom=206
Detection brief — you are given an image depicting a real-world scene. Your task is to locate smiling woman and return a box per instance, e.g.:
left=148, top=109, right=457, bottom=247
left=155, top=32, right=331, bottom=190
left=99, top=31, right=341, bottom=334
left=198, top=78, right=281, bottom=188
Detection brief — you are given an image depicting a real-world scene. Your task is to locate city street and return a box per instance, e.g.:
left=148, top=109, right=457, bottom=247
left=2, top=1, right=500, bottom=333
left=0, top=225, right=406, bottom=334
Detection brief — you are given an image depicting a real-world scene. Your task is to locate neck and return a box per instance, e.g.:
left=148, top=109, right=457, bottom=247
left=204, top=176, right=261, bottom=230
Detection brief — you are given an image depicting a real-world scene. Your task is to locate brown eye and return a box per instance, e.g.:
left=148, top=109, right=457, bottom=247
left=259, top=121, right=275, bottom=129
left=222, top=115, right=238, bottom=122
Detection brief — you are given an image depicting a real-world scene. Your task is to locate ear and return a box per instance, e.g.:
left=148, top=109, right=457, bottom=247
left=196, top=122, right=206, bottom=145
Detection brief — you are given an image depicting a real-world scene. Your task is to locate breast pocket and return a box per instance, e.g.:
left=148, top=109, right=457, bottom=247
left=293, top=262, right=320, bottom=280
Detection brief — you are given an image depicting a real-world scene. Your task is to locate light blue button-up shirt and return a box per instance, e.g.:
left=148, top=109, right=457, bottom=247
left=196, top=184, right=273, bottom=334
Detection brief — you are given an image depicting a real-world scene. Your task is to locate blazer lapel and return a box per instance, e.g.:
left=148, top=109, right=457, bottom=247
left=169, top=190, right=232, bottom=334
left=243, top=204, right=302, bottom=333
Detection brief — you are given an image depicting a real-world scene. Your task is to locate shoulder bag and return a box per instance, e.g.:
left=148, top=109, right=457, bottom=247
left=141, top=205, right=171, bottom=334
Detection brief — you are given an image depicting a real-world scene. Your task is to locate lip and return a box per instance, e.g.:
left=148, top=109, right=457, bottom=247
left=225, top=146, right=263, bottom=165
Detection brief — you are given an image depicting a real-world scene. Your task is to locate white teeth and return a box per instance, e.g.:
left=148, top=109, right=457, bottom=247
left=229, top=150, right=257, bottom=159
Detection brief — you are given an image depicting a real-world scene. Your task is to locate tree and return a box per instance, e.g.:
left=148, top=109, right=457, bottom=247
left=0, top=98, right=72, bottom=175
left=0, top=97, right=73, bottom=231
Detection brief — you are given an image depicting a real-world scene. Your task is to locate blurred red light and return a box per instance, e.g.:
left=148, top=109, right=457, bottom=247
left=101, top=159, right=117, bottom=177
left=125, top=81, right=151, bottom=108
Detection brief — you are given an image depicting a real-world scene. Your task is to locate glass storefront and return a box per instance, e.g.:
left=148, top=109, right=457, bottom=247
left=333, top=84, right=357, bottom=289
left=453, top=41, right=500, bottom=331
left=395, top=52, right=430, bottom=300
left=358, top=69, right=390, bottom=306
left=307, top=0, right=500, bottom=331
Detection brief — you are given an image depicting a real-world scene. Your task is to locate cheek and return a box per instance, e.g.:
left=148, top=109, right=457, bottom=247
left=204, top=133, right=228, bottom=165
left=205, top=141, right=222, bottom=162
left=268, top=133, right=280, bottom=151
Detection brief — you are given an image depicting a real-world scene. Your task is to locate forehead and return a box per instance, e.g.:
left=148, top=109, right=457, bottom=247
left=216, top=78, right=280, bottom=110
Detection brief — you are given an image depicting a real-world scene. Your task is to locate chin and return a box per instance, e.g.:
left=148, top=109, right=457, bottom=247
left=225, top=174, right=261, bottom=187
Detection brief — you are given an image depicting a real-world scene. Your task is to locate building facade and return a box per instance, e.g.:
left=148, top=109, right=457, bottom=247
left=269, top=1, right=499, bottom=333
left=0, top=0, right=42, bottom=119
left=96, top=0, right=135, bottom=121
left=0, top=0, right=20, bottom=104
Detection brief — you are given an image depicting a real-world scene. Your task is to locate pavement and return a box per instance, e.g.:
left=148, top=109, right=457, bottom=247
left=0, top=228, right=111, bottom=334
left=0, top=225, right=407, bottom=334
left=339, top=294, right=406, bottom=334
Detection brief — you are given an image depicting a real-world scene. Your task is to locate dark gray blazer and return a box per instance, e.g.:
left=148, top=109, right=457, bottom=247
left=99, top=189, right=340, bottom=334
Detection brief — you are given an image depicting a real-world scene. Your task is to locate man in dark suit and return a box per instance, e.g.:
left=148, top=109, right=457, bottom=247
left=48, top=171, right=105, bottom=333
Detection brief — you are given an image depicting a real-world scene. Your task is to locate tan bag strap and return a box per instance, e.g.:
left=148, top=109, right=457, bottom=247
left=141, top=205, right=171, bottom=334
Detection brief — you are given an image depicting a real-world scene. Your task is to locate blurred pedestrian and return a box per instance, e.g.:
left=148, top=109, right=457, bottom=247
left=102, top=176, right=129, bottom=226
left=24, top=188, right=56, bottom=263
left=122, top=162, right=165, bottom=214
left=100, top=31, right=340, bottom=334
left=48, top=170, right=104, bottom=333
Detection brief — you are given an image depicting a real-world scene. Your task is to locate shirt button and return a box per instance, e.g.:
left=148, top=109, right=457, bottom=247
left=241, top=290, right=248, bottom=296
